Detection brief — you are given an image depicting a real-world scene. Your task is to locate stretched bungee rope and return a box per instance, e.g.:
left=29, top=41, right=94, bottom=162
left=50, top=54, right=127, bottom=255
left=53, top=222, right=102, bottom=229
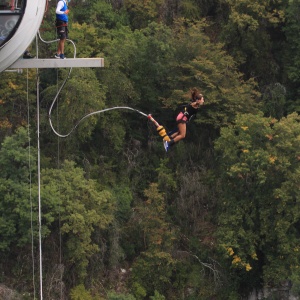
left=49, top=105, right=145, bottom=138
left=39, top=30, right=171, bottom=141
left=46, top=60, right=171, bottom=139
left=49, top=103, right=171, bottom=142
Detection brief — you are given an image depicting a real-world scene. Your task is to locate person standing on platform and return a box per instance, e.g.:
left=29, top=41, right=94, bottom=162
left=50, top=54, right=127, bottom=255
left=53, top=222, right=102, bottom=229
left=55, top=0, right=69, bottom=59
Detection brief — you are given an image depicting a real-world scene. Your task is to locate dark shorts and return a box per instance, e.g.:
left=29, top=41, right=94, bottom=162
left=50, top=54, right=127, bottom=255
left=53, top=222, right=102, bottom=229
left=56, top=20, right=68, bottom=40
left=176, top=112, right=188, bottom=124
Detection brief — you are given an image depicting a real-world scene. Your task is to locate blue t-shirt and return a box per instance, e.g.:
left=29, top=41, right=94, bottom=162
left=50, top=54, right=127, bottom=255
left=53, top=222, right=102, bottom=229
left=56, top=1, right=68, bottom=22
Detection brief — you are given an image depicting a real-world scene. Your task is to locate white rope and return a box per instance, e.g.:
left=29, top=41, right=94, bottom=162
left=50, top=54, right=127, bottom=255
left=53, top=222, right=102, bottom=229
left=27, top=68, right=37, bottom=300
left=55, top=68, right=64, bottom=299
left=35, top=33, right=43, bottom=300
left=37, top=30, right=77, bottom=58
left=37, top=32, right=149, bottom=138
left=49, top=106, right=148, bottom=138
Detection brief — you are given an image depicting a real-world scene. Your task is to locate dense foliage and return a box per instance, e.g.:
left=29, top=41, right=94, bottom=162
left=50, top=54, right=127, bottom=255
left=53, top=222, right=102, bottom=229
left=0, top=0, right=300, bottom=299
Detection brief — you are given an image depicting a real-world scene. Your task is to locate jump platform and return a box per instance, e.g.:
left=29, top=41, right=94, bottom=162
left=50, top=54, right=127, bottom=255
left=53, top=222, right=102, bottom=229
left=9, top=58, right=104, bottom=69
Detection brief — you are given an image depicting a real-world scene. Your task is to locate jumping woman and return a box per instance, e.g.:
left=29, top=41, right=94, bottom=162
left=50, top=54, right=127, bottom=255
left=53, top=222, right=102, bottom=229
left=164, top=87, right=205, bottom=152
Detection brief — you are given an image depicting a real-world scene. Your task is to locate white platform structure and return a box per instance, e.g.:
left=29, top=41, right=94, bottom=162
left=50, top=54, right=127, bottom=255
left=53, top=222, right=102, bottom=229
left=9, top=58, right=104, bottom=69
left=0, top=0, right=47, bottom=73
left=0, top=1, right=105, bottom=72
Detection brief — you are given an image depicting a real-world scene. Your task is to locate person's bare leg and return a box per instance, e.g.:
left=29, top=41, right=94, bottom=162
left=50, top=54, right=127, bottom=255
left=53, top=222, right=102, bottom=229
left=57, top=42, right=61, bottom=55
left=57, top=39, right=65, bottom=55
left=170, top=131, right=179, bottom=139
left=173, top=123, right=186, bottom=143
left=60, top=39, right=65, bottom=54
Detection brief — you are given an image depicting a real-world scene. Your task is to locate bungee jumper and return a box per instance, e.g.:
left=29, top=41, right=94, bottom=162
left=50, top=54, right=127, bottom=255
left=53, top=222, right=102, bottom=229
left=48, top=87, right=204, bottom=153
left=162, top=87, right=205, bottom=152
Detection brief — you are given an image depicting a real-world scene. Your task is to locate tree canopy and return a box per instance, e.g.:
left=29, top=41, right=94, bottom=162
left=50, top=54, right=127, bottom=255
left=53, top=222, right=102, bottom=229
left=0, top=0, right=300, bottom=299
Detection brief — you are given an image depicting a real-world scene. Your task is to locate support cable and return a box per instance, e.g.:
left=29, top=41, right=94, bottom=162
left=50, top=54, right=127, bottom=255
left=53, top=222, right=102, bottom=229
left=35, top=34, right=43, bottom=300
left=37, top=30, right=77, bottom=59
left=55, top=68, right=64, bottom=299
left=27, top=68, right=37, bottom=300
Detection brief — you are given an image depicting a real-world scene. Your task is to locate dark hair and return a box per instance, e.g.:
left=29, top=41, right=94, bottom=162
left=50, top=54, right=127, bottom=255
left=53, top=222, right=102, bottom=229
left=190, top=87, right=202, bottom=102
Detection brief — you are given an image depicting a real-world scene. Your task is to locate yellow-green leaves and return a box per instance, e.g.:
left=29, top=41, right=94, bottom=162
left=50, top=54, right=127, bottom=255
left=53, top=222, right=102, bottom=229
left=216, top=112, right=300, bottom=285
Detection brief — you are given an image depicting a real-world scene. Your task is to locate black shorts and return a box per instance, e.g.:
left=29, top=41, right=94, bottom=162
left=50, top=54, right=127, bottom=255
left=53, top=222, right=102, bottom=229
left=56, top=20, right=68, bottom=40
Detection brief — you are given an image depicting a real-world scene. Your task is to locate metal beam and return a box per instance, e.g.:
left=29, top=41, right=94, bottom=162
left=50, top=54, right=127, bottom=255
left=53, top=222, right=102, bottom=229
left=8, top=58, right=104, bottom=69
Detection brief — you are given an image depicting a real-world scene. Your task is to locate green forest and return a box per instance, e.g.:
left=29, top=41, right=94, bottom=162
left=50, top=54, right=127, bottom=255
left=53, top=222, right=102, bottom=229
left=1, top=0, right=300, bottom=299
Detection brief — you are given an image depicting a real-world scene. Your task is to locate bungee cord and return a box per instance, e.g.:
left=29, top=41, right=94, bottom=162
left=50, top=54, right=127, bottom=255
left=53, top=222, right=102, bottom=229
left=38, top=30, right=169, bottom=141
left=48, top=105, right=149, bottom=138
left=37, top=30, right=77, bottom=58
left=49, top=103, right=172, bottom=144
